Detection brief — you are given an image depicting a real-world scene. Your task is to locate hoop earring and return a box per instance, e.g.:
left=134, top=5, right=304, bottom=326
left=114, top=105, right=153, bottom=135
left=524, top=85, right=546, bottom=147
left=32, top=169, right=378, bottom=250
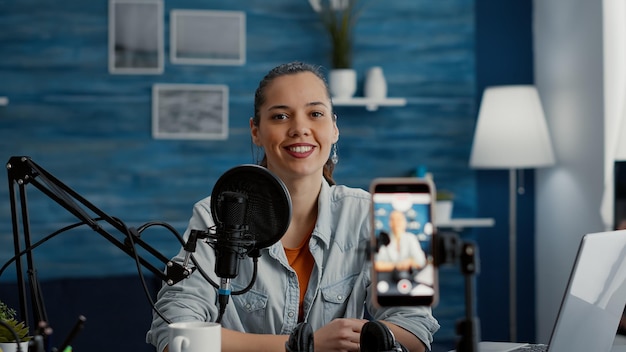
left=331, top=143, right=338, bottom=164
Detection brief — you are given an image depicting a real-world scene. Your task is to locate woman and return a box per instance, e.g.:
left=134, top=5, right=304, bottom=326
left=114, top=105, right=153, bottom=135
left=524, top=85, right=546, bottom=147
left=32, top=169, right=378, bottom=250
left=146, top=62, right=439, bottom=352
left=375, top=210, right=427, bottom=272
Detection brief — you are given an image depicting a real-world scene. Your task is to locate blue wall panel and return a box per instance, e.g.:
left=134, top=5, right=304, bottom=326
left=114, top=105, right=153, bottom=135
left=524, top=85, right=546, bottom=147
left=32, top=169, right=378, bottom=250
left=0, top=0, right=478, bottom=348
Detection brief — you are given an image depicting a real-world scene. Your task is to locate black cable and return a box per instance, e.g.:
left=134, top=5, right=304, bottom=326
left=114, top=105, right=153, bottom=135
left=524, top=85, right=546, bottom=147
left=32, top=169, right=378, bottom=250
left=126, top=220, right=260, bottom=323
left=123, top=221, right=174, bottom=325
left=0, top=207, right=259, bottom=327
left=136, top=223, right=238, bottom=294
left=216, top=293, right=228, bottom=324
left=0, top=220, right=96, bottom=278
left=136, top=221, right=186, bottom=246
left=0, top=215, right=182, bottom=326
left=190, top=254, right=219, bottom=289
left=194, top=230, right=260, bottom=295
left=232, top=256, right=258, bottom=295
left=191, top=247, right=259, bottom=295
left=215, top=256, right=259, bottom=324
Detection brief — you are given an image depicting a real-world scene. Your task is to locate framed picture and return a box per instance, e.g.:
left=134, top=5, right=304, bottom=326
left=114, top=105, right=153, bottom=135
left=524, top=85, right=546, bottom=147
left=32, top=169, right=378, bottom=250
left=170, top=10, right=246, bottom=65
left=152, top=84, right=229, bottom=140
left=108, top=0, right=164, bottom=74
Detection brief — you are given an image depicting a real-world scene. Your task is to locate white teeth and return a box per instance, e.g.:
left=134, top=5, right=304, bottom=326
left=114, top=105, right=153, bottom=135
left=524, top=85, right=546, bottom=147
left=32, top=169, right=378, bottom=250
left=289, top=146, right=313, bottom=153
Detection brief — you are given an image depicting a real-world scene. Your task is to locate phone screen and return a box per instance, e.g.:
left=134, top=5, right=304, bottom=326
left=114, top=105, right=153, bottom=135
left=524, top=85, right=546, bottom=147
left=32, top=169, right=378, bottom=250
left=371, top=179, right=438, bottom=306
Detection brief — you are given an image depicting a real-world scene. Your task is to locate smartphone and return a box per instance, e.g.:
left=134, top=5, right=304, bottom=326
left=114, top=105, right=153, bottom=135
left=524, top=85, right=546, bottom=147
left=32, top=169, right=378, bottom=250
left=370, top=177, right=438, bottom=307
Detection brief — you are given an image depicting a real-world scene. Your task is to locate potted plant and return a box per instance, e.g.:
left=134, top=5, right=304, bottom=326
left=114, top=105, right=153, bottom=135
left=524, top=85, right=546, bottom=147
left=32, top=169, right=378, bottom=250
left=0, top=300, right=31, bottom=352
left=314, top=0, right=363, bottom=98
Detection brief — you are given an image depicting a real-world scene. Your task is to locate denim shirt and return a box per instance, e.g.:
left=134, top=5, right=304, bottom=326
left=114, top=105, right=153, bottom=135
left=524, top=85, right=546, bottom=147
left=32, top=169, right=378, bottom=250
left=146, top=181, right=440, bottom=352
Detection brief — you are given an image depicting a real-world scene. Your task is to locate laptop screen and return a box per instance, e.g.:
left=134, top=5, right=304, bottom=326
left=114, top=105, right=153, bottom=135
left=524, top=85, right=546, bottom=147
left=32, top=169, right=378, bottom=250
left=549, top=230, right=626, bottom=351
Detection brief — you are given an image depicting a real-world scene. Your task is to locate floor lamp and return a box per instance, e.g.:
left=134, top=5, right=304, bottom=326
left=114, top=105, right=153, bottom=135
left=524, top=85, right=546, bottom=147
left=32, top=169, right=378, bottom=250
left=469, top=85, right=555, bottom=342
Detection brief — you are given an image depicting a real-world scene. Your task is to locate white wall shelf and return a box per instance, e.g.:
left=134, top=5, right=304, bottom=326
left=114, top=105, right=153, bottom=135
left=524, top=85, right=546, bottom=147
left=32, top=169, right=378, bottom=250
left=332, top=97, right=407, bottom=111
left=437, top=218, right=495, bottom=231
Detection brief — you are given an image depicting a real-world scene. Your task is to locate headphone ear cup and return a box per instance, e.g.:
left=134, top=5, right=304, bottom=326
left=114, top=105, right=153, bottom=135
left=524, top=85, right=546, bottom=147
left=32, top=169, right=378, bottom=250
left=285, top=322, right=314, bottom=352
left=360, top=321, right=396, bottom=352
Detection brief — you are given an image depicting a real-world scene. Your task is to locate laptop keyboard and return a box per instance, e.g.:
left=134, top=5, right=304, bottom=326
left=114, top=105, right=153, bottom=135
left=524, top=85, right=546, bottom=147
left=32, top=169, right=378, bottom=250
left=509, top=344, right=548, bottom=352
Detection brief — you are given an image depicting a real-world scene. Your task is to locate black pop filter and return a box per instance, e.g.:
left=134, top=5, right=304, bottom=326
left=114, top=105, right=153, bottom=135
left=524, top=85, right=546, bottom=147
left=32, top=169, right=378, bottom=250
left=210, top=164, right=292, bottom=250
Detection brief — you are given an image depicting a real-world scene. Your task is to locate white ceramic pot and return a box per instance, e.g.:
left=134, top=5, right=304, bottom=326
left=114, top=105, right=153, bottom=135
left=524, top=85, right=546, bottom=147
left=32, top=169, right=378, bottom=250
left=364, top=66, right=387, bottom=99
left=328, top=69, right=357, bottom=99
left=436, top=200, right=454, bottom=222
left=0, top=341, right=29, bottom=352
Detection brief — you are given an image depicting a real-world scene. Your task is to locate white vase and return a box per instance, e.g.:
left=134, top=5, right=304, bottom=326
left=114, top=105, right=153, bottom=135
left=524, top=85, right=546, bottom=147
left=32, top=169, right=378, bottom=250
left=364, top=66, right=387, bottom=99
left=328, top=69, right=357, bottom=99
left=0, top=341, right=29, bottom=352
left=436, top=200, right=454, bottom=222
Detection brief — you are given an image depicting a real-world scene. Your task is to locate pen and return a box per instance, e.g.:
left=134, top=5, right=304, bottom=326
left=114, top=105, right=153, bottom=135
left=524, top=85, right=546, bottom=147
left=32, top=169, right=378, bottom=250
left=57, top=315, right=86, bottom=352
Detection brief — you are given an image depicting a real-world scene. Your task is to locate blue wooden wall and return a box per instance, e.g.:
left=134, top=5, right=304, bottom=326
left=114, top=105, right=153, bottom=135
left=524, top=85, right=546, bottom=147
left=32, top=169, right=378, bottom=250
left=0, top=0, right=480, bottom=348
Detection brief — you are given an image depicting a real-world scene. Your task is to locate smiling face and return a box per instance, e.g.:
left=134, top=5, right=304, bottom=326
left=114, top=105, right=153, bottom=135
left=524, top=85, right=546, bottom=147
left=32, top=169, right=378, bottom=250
left=250, top=71, right=339, bottom=184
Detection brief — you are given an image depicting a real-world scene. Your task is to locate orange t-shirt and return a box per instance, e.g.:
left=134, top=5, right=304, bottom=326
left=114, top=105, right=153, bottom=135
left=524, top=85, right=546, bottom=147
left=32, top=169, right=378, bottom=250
left=284, top=233, right=315, bottom=321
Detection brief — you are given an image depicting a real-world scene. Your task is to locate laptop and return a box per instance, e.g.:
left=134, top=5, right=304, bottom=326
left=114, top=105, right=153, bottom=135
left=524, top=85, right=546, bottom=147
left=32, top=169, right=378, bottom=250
left=475, top=229, right=626, bottom=352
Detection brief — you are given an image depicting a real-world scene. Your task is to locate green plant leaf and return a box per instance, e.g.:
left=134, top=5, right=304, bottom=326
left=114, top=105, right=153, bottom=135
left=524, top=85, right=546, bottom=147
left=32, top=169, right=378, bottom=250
left=436, top=190, right=455, bottom=201
left=0, top=302, right=16, bottom=321
left=0, top=301, right=31, bottom=342
left=0, top=319, right=31, bottom=342
left=318, top=0, right=363, bottom=68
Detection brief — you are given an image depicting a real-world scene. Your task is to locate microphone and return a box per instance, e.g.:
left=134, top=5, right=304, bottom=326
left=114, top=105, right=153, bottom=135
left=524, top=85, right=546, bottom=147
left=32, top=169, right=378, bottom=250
left=377, top=230, right=391, bottom=250
left=189, top=165, right=292, bottom=322
left=215, top=191, right=248, bottom=280
left=214, top=191, right=249, bottom=305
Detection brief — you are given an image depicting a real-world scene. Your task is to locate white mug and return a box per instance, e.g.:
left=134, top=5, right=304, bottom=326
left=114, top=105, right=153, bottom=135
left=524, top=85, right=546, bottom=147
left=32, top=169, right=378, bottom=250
left=168, top=321, right=221, bottom=352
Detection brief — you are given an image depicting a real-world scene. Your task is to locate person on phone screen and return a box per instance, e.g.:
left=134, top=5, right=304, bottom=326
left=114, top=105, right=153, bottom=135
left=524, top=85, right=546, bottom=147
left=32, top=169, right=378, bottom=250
left=375, top=210, right=427, bottom=273
left=145, top=61, right=439, bottom=352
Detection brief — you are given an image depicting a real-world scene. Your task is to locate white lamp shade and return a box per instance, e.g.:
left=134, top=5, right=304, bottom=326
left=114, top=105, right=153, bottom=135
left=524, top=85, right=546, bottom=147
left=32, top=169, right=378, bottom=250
left=470, top=85, right=556, bottom=169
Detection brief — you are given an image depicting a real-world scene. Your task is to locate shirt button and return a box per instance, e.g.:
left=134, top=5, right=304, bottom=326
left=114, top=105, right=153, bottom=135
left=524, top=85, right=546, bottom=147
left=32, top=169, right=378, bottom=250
left=288, top=311, right=295, bottom=318
left=337, top=295, right=343, bottom=301
left=245, top=303, right=252, bottom=309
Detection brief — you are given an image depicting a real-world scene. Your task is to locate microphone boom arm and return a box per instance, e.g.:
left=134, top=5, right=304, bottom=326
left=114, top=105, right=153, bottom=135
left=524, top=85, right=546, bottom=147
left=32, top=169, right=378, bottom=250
left=6, top=156, right=190, bottom=329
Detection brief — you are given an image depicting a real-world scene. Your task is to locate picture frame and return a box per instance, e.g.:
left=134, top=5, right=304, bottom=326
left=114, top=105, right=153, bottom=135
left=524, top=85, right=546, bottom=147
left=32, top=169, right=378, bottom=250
left=108, top=0, right=164, bottom=74
left=170, top=10, right=246, bottom=66
left=152, top=84, right=229, bottom=140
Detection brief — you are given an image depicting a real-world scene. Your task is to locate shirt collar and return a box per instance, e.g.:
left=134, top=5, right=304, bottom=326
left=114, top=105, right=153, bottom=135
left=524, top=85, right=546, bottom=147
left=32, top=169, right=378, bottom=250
left=266, top=180, right=334, bottom=254
left=312, top=180, right=332, bottom=247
